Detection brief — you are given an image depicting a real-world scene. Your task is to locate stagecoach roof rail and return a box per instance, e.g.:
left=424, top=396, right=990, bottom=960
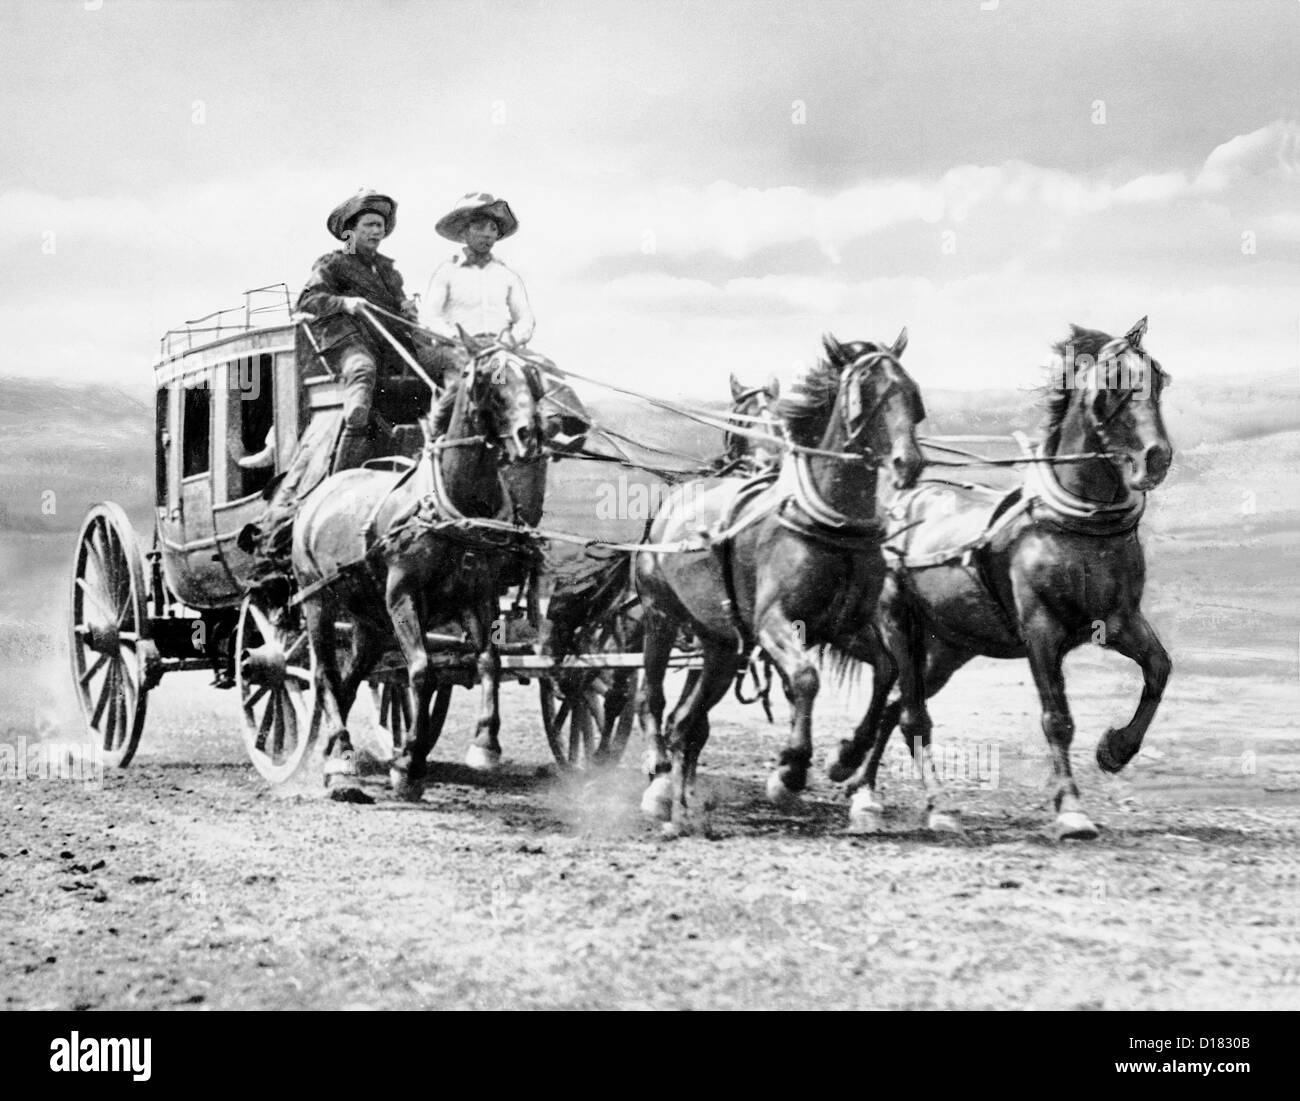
left=158, top=282, right=296, bottom=359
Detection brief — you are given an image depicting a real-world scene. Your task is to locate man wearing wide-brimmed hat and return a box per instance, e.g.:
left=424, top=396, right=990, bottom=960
left=423, top=192, right=536, bottom=435
left=296, top=188, right=425, bottom=471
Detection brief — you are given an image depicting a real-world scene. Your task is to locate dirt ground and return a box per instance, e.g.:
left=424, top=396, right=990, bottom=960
left=2, top=644, right=1298, bottom=1011
left=2, top=403, right=1297, bottom=1010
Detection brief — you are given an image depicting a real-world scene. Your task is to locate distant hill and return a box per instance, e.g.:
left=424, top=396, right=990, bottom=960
left=0, top=379, right=154, bottom=534
left=0, top=372, right=1295, bottom=536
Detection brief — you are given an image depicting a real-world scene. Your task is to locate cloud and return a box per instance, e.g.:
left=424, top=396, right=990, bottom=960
left=2, top=123, right=1296, bottom=400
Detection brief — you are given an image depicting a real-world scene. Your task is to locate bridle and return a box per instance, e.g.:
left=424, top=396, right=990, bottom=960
left=725, top=384, right=779, bottom=461
left=836, top=349, right=918, bottom=462
left=1080, top=337, right=1167, bottom=466
left=438, top=348, right=543, bottom=458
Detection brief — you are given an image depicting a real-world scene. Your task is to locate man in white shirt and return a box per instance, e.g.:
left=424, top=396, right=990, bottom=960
left=425, top=193, right=534, bottom=344
left=423, top=193, right=535, bottom=434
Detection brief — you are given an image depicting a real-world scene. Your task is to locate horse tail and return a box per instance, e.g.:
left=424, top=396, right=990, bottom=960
left=820, top=644, right=867, bottom=694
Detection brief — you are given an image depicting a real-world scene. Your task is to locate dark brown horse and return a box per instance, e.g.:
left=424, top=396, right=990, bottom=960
left=292, top=342, right=545, bottom=801
left=829, top=318, right=1173, bottom=839
left=635, top=332, right=925, bottom=832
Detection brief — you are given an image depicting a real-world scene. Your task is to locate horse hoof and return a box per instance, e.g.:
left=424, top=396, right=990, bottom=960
left=328, top=785, right=375, bottom=805
left=640, top=775, right=672, bottom=821
left=390, top=771, right=424, bottom=803
left=847, top=790, right=885, bottom=834
left=324, top=752, right=373, bottom=804
left=465, top=745, right=502, bottom=773
left=765, top=771, right=802, bottom=807
left=927, top=809, right=963, bottom=833
left=1054, top=811, right=1099, bottom=841
left=1095, top=733, right=1128, bottom=774
left=660, top=820, right=685, bottom=840
left=826, top=756, right=855, bottom=784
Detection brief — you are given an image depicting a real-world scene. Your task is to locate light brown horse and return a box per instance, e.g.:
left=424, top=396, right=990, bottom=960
left=829, top=318, right=1174, bottom=839
left=291, top=342, right=545, bottom=801
left=635, top=332, right=925, bottom=832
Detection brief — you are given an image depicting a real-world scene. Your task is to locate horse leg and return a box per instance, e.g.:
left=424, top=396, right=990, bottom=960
left=758, top=609, right=819, bottom=805
left=336, top=618, right=378, bottom=729
left=826, top=623, right=894, bottom=782
left=854, top=596, right=965, bottom=831
left=1023, top=612, right=1095, bottom=839
left=1095, top=612, right=1171, bottom=773
left=387, top=580, right=436, bottom=802
left=664, top=636, right=737, bottom=834
left=638, top=609, right=677, bottom=820
left=464, top=605, right=503, bottom=772
left=304, top=597, right=374, bottom=805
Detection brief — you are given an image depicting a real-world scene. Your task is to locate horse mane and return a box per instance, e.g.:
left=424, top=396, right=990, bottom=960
left=1040, top=324, right=1113, bottom=449
left=776, top=335, right=880, bottom=447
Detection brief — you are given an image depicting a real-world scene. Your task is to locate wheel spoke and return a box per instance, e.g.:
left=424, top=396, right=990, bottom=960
left=249, top=602, right=275, bottom=641
left=75, top=576, right=117, bottom=623
left=93, top=525, right=124, bottom=618
left=85, top=523, right=110, bottom=590
left=269, top=692, right=284, bottom=759
left=91, top=661, right=114, bottom=728
left=284, top=664, right=312, bottom=685
left=118, top=651, right=138, bottom=710
left=115, top=691, right=129, bottom=750
left=78, top=652, right=108, bottom=687
left=102, top=665, right=119, bottom=748
left=246, top=684, right=269, bottom=709
left=283, top=632, right=307, bottom=662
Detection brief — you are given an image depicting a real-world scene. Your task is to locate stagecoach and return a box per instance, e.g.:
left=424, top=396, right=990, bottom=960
left=68, top=284, right=694, bottom=787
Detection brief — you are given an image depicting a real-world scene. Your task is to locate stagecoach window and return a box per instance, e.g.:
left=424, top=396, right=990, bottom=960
left=182, top=381, right=211, bottom=478
left=230, top=354, right=275, bottom=498
left=155, top=388, right=169, bottom=505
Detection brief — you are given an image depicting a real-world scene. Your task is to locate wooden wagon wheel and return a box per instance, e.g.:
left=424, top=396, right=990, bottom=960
left=538, top=602, right=641, bottom=771
left=235, top=595, right=320, bottom=784
left=70, top=503, right=157, bottom=768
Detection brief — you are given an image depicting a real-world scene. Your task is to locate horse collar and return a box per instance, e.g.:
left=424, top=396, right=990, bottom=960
left=1024, top=438, right=1145, bottom=535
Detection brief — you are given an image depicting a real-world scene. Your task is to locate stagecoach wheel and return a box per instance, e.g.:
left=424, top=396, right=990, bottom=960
left=70, top=503, right=155, bottom=768
left=538, top=668, right=640, bottom=772
left=235, top=595, right=319, bottom=784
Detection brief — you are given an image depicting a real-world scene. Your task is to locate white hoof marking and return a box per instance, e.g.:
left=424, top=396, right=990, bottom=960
left=640, top=775, right=672, bottom=821
left=927, top=810, right=963, bottom=834
left=464, top=745, right=502, bottom=773
left=1054, top=811, right=1099, bottom=841
left=765, top=771, right=801, bottom=807
left=847, top=790, right=885, bottom=834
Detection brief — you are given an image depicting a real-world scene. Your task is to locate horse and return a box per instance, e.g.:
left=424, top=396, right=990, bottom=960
left=828, top=317, right=1174, bottom=840
left=634, top=331, right=926, bottom=832
left=720, top=373, right=782, bottom=474
left=291, top=338, right=546, bottom=802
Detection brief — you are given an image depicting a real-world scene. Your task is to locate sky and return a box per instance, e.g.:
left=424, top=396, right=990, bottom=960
left=1, top=0, right=1298, bottom=398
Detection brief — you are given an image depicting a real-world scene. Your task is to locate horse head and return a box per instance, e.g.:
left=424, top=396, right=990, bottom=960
left=462, top=342, right=546, bottom=463
left=725, top=372, right=781, bottom=469
left=823, top=328, right=926, bottom=490
left=1048, top=317, right=1173, bottom=491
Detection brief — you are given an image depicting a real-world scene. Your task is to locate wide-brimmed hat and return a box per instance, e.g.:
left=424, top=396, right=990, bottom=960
left=327, top=190, right=397, bottom=241
left=435, top=192, right=518, bottom=242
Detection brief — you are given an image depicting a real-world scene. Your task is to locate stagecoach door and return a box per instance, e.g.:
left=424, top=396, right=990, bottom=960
left=172, top=368, right=231, bottom=602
